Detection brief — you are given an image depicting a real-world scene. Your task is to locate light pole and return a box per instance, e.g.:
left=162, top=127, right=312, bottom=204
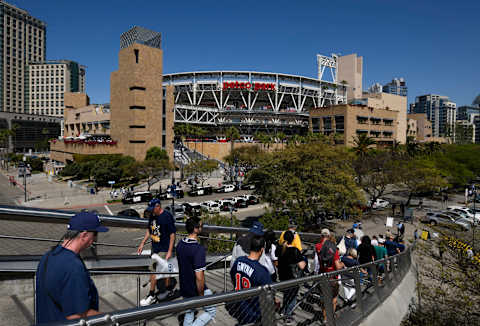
left=22, top=156, right=27, bottom=203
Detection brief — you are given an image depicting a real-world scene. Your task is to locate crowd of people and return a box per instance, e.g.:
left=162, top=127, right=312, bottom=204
left=34, top=198, right=407, bottom=325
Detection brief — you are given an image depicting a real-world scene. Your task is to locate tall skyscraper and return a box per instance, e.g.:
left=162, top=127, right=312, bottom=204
left=0, top=1, right=46, bottom=113
left=27, top=60, right=86, bottom=117
left=382, top=78, right=407, bottom=97
left=410, top=94, right=456, bottom=138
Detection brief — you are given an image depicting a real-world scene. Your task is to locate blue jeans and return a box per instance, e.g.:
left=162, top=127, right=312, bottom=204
left=183, top=289, right=216, bottom=326
left=282, top=287, right=299, bottom=316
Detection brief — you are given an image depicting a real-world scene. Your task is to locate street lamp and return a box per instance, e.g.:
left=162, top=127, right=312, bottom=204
left=22, top=156, right=27, bottom=203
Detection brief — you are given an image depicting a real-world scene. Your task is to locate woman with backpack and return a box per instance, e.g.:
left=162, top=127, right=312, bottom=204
left=277, top=230, right=306, bottom=325
left=314, top=229, right=345, bottom=323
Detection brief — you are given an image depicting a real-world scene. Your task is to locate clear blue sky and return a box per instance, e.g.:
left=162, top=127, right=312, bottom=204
left=12, top=0, right=480, bottom=107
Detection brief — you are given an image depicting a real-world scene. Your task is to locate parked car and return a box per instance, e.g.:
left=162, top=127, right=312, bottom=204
left=216, top=199, right=236, bottom=212
left=156, top=188, right=185, bottom=200
left=447, top=206, right=480, bottom=223
left=215, top=184, right=236, bottom=193
left=188, top=185, right=213, bottom=197
left=200, top=201, right=221, bottom=213
left=232, top=197, right=248, bottom=209
left=240, top=183, right=256, bottom=190
left=371, top=198, right=390, bottom=209
left=117, top=208, right=140, bottom=218
left=238, top=194, right=260, bottom=205
left=421, top=211, right=471, bottom=231
left=182, top=202, right=202, bottom=217
left=122, top=191, right=153, bottom=204
left=164, top=204, right=186, bottom=221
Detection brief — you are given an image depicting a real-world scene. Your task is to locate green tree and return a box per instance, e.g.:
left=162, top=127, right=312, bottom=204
left=225, top=126, right=240, bottom=156
left=131, top=158, right=172, bottom=191
left=353, top=151, right=401, bottom=209
left=398, top=158, right=449, bottom=205
left=145, top=146, right=169, bottom=161
left=352, top=134, right=376, bottom=156
left=184, top=159, right=218, bottom=186
left=248, top=142, right=363, bottom=228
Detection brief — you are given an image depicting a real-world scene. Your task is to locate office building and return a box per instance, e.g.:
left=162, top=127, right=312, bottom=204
left=0, top=1, right=46, bottom=113
left=309, top=104, right=399, bottom=147
left=457, top=105, right=480, bottom=121
left=410, top=94, right=456, bottom=138
left=382, top=78, right=407, bottom=97
left=27, top=60, right=86, bottom=117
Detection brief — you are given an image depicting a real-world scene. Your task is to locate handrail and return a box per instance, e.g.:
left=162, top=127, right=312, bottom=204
left=0, top=234, right=138, bottom=248
left=41, top=247, right=412, bottom=326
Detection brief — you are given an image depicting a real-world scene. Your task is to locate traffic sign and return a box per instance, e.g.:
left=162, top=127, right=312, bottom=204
left=108, top=181, right=115, bottom=185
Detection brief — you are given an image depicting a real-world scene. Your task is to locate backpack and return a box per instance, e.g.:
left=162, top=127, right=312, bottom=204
left=317, top=240, right=337, bottom=271
left=344, top=237, right=357, bottom=250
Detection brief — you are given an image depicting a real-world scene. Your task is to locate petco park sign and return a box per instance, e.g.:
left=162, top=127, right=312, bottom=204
left=223, top=81, right=275, bottom=91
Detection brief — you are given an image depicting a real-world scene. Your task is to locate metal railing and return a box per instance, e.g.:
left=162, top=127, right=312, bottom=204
left=43, top=247, right=413, bottom=326
left=0, top=206, right=414, bottom=325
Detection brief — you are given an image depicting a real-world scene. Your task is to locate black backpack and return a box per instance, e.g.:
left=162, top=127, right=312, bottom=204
left=317, top=240, right=336, bottom=271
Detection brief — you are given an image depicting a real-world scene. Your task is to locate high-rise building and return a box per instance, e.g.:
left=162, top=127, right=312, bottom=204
left=382, top=78, right=407, bottom=97
left=457, top=105, right=480, bottom=121
left=337, top=53, right=363, bottom=100
left=0, top=1, right=46, bottom=113
left=368, top=83, right=382, bottom=94
left=410, top=94, right=456, bottom=138
left=27, top=60, right=86, bottom=117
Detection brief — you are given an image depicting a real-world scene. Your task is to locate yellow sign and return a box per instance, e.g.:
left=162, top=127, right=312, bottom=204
left=421, top=231, right=429, bottom=240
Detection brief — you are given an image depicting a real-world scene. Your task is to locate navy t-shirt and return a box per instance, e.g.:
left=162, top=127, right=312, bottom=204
left=148, top=210, right=176, bottom=253
left=176, top=238, right=207, bottom=298
left=35, top=246, right=99, bottom=323
left=385, top=240, right=399, bottom=256
left=229, top=256, right=272, bottom=324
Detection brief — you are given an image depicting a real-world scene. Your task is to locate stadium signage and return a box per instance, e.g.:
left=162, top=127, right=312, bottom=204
left=223, top=81, right=275, bottom=91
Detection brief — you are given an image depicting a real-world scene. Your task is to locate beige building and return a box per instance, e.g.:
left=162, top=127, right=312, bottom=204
left=1, top=1, right=46, bottom=113
left=337, top=54, right=363, bottom=100
left=407, top=113, right=432, bottom=142
left=359, top=92, right=408, bottom=144
left=63, top=94, right=110, bottom=138
left=309, top=104, right=398, bottom=147
left=407, top=118, right=417, bottom=139
left=28, top=60, right=86, bottom=117
left=51, top=27, right=174, bottom=164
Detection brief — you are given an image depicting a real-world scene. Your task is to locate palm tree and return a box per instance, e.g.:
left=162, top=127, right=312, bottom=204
left=276, top=131, right=286, bottom=147
left=225, top=126, right=240, bottom=156
left=352, top=134, right=376, bottom=156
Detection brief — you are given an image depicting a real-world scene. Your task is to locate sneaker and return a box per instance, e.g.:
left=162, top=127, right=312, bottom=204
left=156, top=290, right=170, bottom=301
left=140, top=294, right=156, bottom=306
left=285, top=317, right=295, bottom=325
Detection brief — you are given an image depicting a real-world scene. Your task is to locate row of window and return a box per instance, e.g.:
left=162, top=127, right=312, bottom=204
left=31, top=109, right=63, bottom=116
left=30, top=70, right=65, bottom=76
left=30, top=77, right=65, bottom=84
left=5, top=16, right=44, bottom=34
left=32, top=93, right=64, bottom=100
left=32, top=85, right=65, bottom=92
left=31, top=101, right=64, bottom=107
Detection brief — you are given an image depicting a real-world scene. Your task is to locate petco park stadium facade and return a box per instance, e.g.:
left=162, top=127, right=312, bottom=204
left=163, top=55, right=347, bottom=136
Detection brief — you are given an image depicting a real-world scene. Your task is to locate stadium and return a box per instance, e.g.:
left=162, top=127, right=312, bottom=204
left=163, top=55, right=347, bottom=137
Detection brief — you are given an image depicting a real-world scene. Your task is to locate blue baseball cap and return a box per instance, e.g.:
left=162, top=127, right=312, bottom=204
left=146, top=198, right=161, bottom=211
left=68, top=211, right=109, bottom=232
left=249, top=221, right=264, bottom=236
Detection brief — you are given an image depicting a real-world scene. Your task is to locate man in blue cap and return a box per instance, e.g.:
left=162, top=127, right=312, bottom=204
left=35, top=211, right=109, bottom=323
left=137, top=198, right=176, bottom=305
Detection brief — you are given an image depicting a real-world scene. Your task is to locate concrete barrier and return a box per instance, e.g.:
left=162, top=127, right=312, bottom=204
left=359, top=264, right=417, bottom=326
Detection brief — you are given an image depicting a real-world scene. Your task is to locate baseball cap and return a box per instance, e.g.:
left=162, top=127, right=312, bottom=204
left=146, top=198, right=161, bottom=211
left=249, top=221, right=264, bottom=236
left=288, top=219, right=298, bottom=228
left=68, top=211, right=109, bottom=232
left=347, top=228, right=355, bottom=234
left=378, top=238, right=385, bottom=244
left=321, top=228, right=330, bottom=236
